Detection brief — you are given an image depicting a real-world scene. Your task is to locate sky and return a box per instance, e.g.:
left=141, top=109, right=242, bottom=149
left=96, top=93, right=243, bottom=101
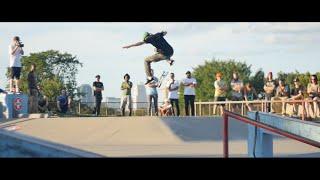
left=1, top=22, right=320, bottom=98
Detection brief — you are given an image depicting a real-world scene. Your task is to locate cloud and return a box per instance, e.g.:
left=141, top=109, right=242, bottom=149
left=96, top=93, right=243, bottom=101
left=1, top=22, right=320, bottom=97
left=248, top=22, right=320, bottom=34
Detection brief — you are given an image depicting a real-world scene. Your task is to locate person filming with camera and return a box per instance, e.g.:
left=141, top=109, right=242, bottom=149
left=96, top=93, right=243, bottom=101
left=9, top=36, right=24, bottom=93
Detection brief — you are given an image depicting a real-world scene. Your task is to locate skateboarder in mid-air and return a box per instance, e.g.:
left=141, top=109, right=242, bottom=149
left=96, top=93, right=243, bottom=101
left=123, top=31, right=174, bottom=84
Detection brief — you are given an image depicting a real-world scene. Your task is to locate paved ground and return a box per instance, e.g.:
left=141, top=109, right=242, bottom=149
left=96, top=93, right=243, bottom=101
left=0, top=116, right=319, bottom=157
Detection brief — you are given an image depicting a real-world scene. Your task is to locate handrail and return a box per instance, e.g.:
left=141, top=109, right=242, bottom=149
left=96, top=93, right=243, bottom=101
left=222, top=109, right=320, bottom=158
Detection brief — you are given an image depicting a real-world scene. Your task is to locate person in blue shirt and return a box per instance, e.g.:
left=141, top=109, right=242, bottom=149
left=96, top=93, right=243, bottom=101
left=57, top=89, right=71, bottom=114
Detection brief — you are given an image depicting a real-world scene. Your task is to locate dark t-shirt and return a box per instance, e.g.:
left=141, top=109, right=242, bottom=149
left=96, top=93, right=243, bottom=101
left=144, top=32, right=174, bottom=56
left=291, top=86, right=304, bottom=96
left=93, top=81, right=104, bottom=97
left=38, top=92, right=46, bottom=106
left=57, top=95, right=68, bottom=108
left=28, top=71, right=37, bottom=89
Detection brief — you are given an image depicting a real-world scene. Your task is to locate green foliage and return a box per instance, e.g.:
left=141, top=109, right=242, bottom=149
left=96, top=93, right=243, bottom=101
left=191, top=59, right=320, bottom=102
left=192, top=59, right=251, bottom=101
left=249, top=69, right=265, bottom=94
left=6, top=50, right=83, bottom=101
left=277, top=71, right=320, bottom=91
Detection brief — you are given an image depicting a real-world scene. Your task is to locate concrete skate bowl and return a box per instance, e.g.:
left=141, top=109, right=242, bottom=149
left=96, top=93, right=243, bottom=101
left=1, top=116, right=318, bottom=157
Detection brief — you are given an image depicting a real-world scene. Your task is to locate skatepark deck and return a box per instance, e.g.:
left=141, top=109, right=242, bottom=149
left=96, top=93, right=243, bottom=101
left=1, top=116, right=319, bottom=157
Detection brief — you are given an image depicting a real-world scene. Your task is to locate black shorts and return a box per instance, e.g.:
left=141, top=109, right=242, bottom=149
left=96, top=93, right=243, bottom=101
left=10, top=67, right=21, bottom=80
left=214, top=96, right=226, bottom=106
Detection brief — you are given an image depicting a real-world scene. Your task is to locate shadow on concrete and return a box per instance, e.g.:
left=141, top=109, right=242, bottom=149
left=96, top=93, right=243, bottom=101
left=159, top=116, right=284, bottom=142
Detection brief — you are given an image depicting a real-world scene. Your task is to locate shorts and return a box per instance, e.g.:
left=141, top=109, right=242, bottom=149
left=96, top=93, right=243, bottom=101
left=10, top=67, right=21, bottom=80
left=214, top=96, right=226, bottom=106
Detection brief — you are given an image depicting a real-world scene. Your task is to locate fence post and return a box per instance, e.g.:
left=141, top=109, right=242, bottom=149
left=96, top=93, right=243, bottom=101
left=302, top=100, right=305, bottom=121
left=78, top=101, right=81, bottom=115
left=199, top=102, right=202, bottom=116
left=223, top=111, right=229, bottom=158
left=105, top=102, right=108, bottom=116
left=241, top=103, right=244, bottom=116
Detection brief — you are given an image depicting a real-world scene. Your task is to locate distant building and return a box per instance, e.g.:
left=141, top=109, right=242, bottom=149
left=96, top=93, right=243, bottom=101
left=132, top=83, right=148, bottom=109
left=79, top=84, right=94, bottom=107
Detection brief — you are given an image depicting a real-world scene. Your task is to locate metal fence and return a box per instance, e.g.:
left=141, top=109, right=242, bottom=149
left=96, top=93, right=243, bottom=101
left=48, top=101, right=168, bottom=116
left=46, top=99, right=320, bottom=120
left=195, top=99, right=320, bottom=120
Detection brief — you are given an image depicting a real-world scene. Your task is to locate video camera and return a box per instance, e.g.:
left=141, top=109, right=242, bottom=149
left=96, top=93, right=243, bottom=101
left=17, top=41, right=24, bottom=48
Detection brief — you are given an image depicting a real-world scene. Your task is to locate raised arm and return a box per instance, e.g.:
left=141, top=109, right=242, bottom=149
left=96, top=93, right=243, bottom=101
left=123, top=41, right=145, bottom=49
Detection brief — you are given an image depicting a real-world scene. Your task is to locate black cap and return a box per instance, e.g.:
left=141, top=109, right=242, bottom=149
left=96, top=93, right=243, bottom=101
left=95, top=75, right=100, bottom=78
left=186, top=71, right=191, bottom=74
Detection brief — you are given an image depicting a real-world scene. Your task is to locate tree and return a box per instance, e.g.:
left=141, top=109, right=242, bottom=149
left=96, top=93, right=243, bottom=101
left=249, top=69, right=265, bottom=94
left=6, top=50, right=83, bottom=101
left=192, top=59, right=252, bottom=101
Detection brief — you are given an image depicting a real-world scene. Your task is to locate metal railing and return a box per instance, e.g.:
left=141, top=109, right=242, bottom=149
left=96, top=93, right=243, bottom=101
left=44, top=99, right=320, bottom=119
left=47, top=101, right=168, bottom=116
left=222, top=110, right=320, bottom=158
left=195, top=99, right=320, bottom=120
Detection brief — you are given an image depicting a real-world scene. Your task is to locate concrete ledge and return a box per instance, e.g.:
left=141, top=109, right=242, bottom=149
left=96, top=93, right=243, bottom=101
left=0, top=129, right=104, bottom=157
left=248, top=111, right=320, bottom=142
left=27, top=113, right=50, bottom=118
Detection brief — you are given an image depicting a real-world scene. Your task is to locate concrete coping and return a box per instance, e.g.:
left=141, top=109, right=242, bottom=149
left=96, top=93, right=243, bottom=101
left=0, top=129, right=104, bottom=158
left=248, top=111, right=320, bottom=127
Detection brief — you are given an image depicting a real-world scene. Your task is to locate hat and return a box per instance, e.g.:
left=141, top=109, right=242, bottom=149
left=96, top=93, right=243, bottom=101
left=186, top=71, right=191, bottom=74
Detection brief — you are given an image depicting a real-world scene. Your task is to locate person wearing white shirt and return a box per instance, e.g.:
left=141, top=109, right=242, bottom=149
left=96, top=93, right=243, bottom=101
left=9, top=36, right=24, bottom=93
left=145, top=69, right=159, bottom=116
left=166, top=73, right=180, bottom=116
left=182, top=71, right=197, bottom=116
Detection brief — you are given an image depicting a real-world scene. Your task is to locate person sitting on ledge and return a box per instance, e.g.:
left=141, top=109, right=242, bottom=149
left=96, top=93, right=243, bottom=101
left=287, top=78, right=305, bottom=117
left=159, top=99, right=173, bottom=116
left=37, top=85, right=50, bottom=114
left=271, top=79, right=290, bottom=116
left=57, top=89, right=71, bottom=115
left=305, top=75, right=320, bottom=119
